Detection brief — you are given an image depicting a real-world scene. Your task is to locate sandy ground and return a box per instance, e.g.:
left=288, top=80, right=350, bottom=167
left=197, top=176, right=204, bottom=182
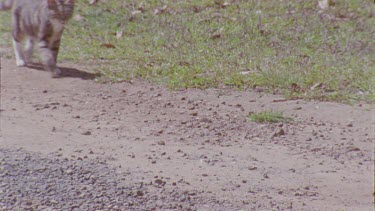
left=0, top=59, right=374, bottom=210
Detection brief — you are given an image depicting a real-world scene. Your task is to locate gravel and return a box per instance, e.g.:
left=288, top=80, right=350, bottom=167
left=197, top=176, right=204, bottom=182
left=0, top=148, right=215, bottom=211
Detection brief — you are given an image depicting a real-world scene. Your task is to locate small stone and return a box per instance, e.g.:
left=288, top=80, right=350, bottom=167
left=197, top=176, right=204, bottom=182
left=272, top=128, right=285, bottom=137
left=154, top=179, right=165, bottom=186
left=82, top=131, right=92, bottom=135
left=248, top=167, right=257, bottom=170
left=136, top=190, right=144, bottom=197
left=190, top=112, right=198, bottom=116
left=277, top=128, right=285, bottom=135
left=66, top=169, right=73, bottom=175
left=346, top=146, right=360, bottom=152
left=157, top=141, right=166, bottom=145
left=50, top=199, right=58, bottom=204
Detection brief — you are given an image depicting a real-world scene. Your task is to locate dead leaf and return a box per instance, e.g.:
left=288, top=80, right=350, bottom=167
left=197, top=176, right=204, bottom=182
left=318, top=0, right=335, bottom=10
left=310, top=83, right=323, bottom=91
left=193, top=6, right=203, bottom=13
left=154, top=5, right=168, bottom=15
left=132, top=10, right=142, bottom=15
left=220, top=2, right=230, bottom=8
left=291, top=83, right=301, bottom=92
left=318, top=0, right=329, bottom=9
left=215, top=1, right=230, bottom=8
left=101, top=43, right=116, bottom=49
left=88, top=0, right=98, bottom=5
left=211, top=34, right=222, bottom=39
left=137, top=3, right=145, bottom=12
left=74, top=14, right=84, bottom=22
left=179, top=61, right=190, bottom=66
left=240, top=68, right=257, bottom=75
left=240, top=71, right=251, bottom=75
left=211, top=27, right=224, bottom=39
left=116, top=30, right=123, bottom=39
left=130, top=10, right=143, bottom=22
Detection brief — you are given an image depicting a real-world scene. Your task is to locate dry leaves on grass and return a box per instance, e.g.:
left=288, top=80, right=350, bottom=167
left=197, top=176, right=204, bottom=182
left=215, top=1, right=231, bottom=8
left=318, top=0, right=335, bottom=10
left=88, top=0, right=99, bottom=5
left=73, top=14, right=84, bottom=22
left=116, top=31, right=123, bottom=39
left=154, top=5, right=169, bottom=15
left=100, top=43, right=116, bottom=49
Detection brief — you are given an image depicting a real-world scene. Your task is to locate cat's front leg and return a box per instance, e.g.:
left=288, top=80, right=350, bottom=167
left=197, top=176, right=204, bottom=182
left=54, top=67, right=62, bottom=77
left=51, top=39, right=60, bottom=63
left=11, top=13, right=26, bottom=66
left=12, top=39, right=26, bottom=66
left=23, top=38, right=34, bottom=64
left=11, top=22, right=27, bottom=66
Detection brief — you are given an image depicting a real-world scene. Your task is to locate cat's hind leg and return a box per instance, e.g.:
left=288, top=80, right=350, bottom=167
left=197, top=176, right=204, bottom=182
left=23, top=37, right=34, bottom=64
left=12, top=40, right=25, bottom=66
left=38, top=40, right=61, bottom=78
left=12, top=39, right=26, bottom=66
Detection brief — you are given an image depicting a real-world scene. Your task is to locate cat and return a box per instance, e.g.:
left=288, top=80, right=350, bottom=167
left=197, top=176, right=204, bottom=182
left=0, top=0, right=74, bottom=77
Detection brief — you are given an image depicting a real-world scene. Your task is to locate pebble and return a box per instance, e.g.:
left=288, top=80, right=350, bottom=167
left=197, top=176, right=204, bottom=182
left=82, top=131, right=92, bottom=135
left=0, top=148, right=205, bottom=210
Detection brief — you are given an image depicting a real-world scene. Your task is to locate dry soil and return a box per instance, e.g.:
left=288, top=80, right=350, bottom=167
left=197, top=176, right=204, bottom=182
left=0, top=59, right=374, bottom=210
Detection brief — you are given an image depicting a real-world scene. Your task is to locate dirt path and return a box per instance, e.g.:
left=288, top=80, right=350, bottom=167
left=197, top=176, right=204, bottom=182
left=0, top=59, right=374, bottom=210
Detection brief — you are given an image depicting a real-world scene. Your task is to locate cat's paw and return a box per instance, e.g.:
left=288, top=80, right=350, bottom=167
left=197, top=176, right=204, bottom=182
left=55, top=68, right=62, bottom=75
left=16, top=59, right=26, bottom=67
left=51, top=68, right=62, bottom=78
left=24, top=57, right=32, bottom=64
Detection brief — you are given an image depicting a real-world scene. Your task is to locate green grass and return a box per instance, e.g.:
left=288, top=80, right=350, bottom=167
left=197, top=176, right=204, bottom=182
left=249, top=110, right=292, bottom=123
left=0, top=0, right=374, bottom=102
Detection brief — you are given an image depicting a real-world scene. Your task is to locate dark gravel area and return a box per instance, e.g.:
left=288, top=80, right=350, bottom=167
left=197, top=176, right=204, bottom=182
left=0, top=148, right=144, bottom=210
left=0, top=148, right=222, bottom=211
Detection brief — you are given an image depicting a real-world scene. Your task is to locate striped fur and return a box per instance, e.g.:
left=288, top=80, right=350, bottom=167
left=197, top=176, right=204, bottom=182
left=0, top=0, right=74, bottom=77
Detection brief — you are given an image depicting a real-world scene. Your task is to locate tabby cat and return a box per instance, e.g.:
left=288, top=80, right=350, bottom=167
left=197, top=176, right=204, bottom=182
left=0, top=0, right=74, bottom=77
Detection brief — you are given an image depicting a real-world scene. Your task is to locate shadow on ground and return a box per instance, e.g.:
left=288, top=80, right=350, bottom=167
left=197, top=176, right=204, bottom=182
left=26, top=62, right=99, bottom=80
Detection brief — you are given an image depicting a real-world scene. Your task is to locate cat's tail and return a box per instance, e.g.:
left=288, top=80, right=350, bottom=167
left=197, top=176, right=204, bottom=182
left=0, top=0, right=13, bottom=11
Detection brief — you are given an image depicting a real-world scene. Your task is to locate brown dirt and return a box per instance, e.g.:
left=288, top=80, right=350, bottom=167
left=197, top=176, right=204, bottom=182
left=0, top=59, right=374, bottom=210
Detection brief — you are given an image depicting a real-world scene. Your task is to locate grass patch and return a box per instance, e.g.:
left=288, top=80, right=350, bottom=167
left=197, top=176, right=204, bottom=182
left=249, top=111, right=292, bottom=123
left=0, top=0, right=373, bottom=102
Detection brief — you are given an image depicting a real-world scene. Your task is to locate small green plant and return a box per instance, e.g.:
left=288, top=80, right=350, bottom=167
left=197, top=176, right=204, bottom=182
left=249, top=110, right=292, bottom=123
